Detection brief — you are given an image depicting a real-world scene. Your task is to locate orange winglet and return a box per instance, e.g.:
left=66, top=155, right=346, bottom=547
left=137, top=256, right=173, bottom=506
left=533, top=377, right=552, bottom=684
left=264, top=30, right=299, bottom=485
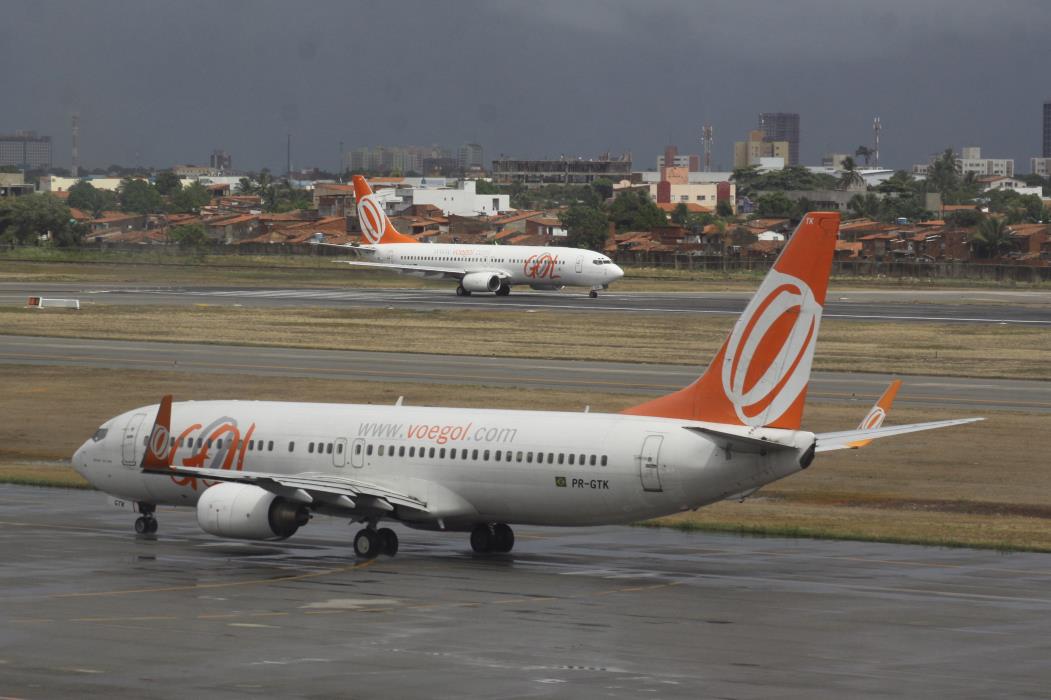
left=352, top=175, right=417, bottom=244
left=621, top=212, right=840, bottom=429
left=848, top=379, right=902, bottom=448
left=141, top=394, right=174, bottom=470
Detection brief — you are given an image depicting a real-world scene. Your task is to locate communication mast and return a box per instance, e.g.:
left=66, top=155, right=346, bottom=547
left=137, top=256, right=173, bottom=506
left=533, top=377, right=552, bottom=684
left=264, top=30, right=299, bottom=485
left=71, top=113, right=80, bottom=177
left=702, top=124, right=713, bottom=172
left=873, top=116, right=881, bottom=169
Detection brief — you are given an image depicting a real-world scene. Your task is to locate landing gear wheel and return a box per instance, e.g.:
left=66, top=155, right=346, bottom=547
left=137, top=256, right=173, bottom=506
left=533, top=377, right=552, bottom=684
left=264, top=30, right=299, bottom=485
left=146, top=518, right=158, bottom=534
left=354, top=528, right=380, bottom=559
left=470, top=524, right=493, bottom=553
left=455, top=285, right=471, bottom=297
left=134, top=516, right=149, bottom=534
left=496, top=283, right=511, bottom=296
left=493, top=523, right=515, bottom=553
left=377, top=527, right=399, bottom=557
left=589, top=290, right=598, bottom=298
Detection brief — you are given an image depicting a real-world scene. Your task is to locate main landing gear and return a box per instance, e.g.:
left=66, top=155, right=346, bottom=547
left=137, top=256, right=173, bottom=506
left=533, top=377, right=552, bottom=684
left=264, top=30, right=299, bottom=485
left=353, top=523, right=399, bottom=559
left=455, top=284, right=471, bottom=297
left=134, top=502, right=158, bottom=534
left=470, top=523, right=514, bottom=554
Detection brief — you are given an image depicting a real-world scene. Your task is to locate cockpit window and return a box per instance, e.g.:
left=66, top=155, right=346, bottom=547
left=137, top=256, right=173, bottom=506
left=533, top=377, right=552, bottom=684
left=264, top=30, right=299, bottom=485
left=92, top=427, right=108, bottom=442
left=592, top=258, right=613, bottom=265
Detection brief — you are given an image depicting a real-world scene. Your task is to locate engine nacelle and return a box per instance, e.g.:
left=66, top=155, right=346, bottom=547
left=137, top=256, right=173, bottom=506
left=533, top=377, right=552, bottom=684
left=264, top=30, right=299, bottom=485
left=461, top=271, right=502, bottom=293
left=196, top=483, right=309, bottom=541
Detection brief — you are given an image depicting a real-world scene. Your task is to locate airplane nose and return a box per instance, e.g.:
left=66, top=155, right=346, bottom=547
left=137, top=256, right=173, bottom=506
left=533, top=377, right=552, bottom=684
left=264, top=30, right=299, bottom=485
left=72, top=440, right=90, bottom=477
left=612, top=264, right=625, bottom=280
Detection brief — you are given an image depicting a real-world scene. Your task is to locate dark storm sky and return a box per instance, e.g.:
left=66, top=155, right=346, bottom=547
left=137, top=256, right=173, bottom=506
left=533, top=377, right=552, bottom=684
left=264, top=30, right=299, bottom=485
left=3, top=0, right=1049, bottom=173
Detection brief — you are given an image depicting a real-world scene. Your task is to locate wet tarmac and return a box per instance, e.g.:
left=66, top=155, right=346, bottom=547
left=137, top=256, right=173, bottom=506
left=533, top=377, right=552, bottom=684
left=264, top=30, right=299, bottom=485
left=2, top=485, right=1050, bottom=698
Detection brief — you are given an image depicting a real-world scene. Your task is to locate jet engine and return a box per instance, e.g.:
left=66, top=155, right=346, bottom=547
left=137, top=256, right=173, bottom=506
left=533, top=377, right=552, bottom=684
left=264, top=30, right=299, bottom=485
left=196, top=483, right=310, bottom=541
left=460, top=272, right=502, bottom=293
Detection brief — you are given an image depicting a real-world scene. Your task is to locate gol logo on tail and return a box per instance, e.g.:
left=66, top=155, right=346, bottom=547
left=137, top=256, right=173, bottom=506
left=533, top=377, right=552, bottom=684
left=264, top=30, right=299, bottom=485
left=721, top=271, right=821, bottom=426
left=358, top=196, right=387, bottom=244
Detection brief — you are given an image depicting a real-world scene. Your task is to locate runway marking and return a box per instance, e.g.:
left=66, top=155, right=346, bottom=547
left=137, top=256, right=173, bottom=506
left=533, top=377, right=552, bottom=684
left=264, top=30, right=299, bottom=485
left=52, top=558, right=377, bottom=598
left=82, top=287, right=1051, bottom=323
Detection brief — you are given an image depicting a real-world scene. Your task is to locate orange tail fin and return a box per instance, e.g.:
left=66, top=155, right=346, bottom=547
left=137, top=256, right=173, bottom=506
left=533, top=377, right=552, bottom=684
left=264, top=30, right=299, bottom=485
left=141, top=394, right=174, bottom=470
left=621, top=212, right=841, bottom=429
left=352, top=175, right=416, bottom=244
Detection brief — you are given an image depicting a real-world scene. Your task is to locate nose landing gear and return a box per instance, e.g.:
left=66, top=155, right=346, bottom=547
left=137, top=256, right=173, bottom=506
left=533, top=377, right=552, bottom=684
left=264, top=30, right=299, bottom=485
left=134, top=503, right=158, bottom=534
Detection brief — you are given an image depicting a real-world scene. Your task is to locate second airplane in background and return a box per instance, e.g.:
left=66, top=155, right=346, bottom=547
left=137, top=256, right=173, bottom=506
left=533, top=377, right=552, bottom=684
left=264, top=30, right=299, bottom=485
left=322, top=176, right=624, bottom=298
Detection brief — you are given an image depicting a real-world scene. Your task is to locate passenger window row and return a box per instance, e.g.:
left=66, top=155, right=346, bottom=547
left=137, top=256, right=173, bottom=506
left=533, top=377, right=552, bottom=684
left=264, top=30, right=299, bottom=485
left=363, top=443, right=607, bottom=466
left=306, top=441, right=344, bottom=456
left=148, top=434, right=275, bottom=452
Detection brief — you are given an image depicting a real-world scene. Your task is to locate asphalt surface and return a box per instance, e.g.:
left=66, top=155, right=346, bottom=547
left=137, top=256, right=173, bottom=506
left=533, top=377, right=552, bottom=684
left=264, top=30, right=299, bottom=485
left=3, top=334, right=1049, bottom=413
left=4, top=282, right=1051, bottom=324
left=2, top=486, right=1049, bottom=699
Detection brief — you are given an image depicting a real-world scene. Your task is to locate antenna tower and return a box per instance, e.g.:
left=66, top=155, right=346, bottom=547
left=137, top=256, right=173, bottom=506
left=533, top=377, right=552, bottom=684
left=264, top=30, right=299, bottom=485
left=702, top=124, right=713, bottom=172
left=71, top=113, right=80, bottom=177
left=873, top=116, right=881, bottom=169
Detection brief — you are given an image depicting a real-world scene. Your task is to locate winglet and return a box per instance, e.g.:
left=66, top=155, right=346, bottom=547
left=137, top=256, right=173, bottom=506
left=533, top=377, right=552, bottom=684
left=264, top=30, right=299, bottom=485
left=352, top=175, right=416, bottom=244
left=141, top=394, right=174, bottom=471
left=848, top=379, right=901, bottom=448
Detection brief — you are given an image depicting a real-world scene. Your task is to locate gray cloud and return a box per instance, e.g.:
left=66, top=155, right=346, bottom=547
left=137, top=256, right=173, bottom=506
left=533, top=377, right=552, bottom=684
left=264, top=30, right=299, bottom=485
left=2, top=0, right=1048, bottom=172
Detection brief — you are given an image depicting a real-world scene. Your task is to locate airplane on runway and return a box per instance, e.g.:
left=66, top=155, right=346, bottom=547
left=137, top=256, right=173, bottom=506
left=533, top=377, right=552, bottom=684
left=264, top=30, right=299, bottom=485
left=73, top=212, right=981, bottom=558
left=318, top=176, right=624, bottom=298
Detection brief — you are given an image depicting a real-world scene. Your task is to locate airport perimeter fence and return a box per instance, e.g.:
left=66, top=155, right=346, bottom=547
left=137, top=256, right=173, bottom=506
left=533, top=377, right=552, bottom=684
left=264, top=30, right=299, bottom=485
left=615, top=254, right=1051, bottom=283
left=8, top=241, right=1051, bottom=283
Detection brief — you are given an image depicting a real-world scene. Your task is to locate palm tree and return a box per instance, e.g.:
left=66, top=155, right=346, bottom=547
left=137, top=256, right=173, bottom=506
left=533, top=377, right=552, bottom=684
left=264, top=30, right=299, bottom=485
left=970, top=217, right=1014, bottom=259
left=838, top=156, right=865, bottom=190
left=848, top=193, right=881, bottom=220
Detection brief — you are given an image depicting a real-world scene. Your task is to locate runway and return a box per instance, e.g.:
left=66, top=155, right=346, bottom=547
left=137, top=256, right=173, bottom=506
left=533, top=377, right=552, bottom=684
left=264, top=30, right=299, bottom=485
left=4, top=282, right=1051, bottom=324
left=3, top=334, right=1049, bottom=413
left=1, top=485, right=1049, bottom=698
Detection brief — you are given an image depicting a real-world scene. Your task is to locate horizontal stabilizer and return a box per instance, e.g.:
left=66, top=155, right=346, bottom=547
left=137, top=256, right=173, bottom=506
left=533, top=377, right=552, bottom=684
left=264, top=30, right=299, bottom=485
left=683, top=425, right=799, bottom=454
left=815, top=417, right=983, bottom=453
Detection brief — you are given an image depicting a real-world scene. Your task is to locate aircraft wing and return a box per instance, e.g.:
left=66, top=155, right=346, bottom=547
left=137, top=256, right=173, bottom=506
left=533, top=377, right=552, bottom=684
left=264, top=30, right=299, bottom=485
left=333, top=259, right=509, bottom=281
left=814, top=418, right=983, bottom=453
left=144, top=464, right=429, bottom=514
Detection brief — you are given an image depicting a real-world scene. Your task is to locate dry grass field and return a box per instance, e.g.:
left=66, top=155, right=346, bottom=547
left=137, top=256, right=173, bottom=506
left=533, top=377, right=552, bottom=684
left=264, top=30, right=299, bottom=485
left=2, top=364, right=1047, bottom=551
left=3, top=303, right=1049, bottom=381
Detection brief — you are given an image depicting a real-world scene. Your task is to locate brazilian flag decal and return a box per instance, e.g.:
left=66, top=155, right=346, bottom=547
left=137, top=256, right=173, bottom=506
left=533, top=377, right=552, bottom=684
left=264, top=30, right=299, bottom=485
left=555, top=476, right=567, bottom=488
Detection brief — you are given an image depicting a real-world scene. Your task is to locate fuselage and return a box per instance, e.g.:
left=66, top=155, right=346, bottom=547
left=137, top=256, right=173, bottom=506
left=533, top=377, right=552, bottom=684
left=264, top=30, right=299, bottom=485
left=73, top=401, right=812, bottom=530
left=365, top=242, right=623, bottom=289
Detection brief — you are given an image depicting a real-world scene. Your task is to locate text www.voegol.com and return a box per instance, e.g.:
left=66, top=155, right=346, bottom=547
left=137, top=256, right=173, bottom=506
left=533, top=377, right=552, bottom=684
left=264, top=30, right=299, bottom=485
left=357, top=422, right=517, bottom=445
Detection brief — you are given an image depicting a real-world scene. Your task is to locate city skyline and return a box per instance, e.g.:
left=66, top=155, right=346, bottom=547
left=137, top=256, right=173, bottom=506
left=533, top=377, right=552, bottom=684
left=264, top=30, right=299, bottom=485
left=3, top=0, right=1050, bottom=173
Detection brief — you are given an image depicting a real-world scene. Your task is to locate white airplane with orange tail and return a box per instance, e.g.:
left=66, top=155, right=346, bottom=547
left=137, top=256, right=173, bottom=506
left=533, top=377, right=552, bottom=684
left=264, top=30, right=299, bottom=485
left=319, top=176, right=624, bottom=298
left=72, top=213, right=980, bottom=558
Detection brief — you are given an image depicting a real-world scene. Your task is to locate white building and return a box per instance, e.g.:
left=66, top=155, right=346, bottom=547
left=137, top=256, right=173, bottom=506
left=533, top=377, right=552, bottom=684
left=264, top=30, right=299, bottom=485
left=1030, top=157, right=1051, bottom=177
left=978, top=176, right=1042, bottom=197
left=957, top=147, right=1014, bottom=178
left=38, top=176, right=126, bottom=192
left=375, top=180, right=509, bottom=217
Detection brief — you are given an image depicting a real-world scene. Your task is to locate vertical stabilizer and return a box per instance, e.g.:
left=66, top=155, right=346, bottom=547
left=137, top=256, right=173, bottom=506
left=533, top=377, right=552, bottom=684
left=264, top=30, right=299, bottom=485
left=621, top=212, right=840, bottom=429
left=353, top=175, right=417, bottom=244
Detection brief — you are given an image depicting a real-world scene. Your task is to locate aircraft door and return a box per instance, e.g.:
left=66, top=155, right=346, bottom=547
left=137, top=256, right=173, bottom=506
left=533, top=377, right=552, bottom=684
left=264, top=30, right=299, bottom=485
left=350, top=438, right=365, bottom=468
left=637, top=435, right=664, bottom=492
left=333, top=438, right=348, bottom=468
left=575, top=256, right=583, bottom=274
left=122, top=412, right=147, bottom=467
